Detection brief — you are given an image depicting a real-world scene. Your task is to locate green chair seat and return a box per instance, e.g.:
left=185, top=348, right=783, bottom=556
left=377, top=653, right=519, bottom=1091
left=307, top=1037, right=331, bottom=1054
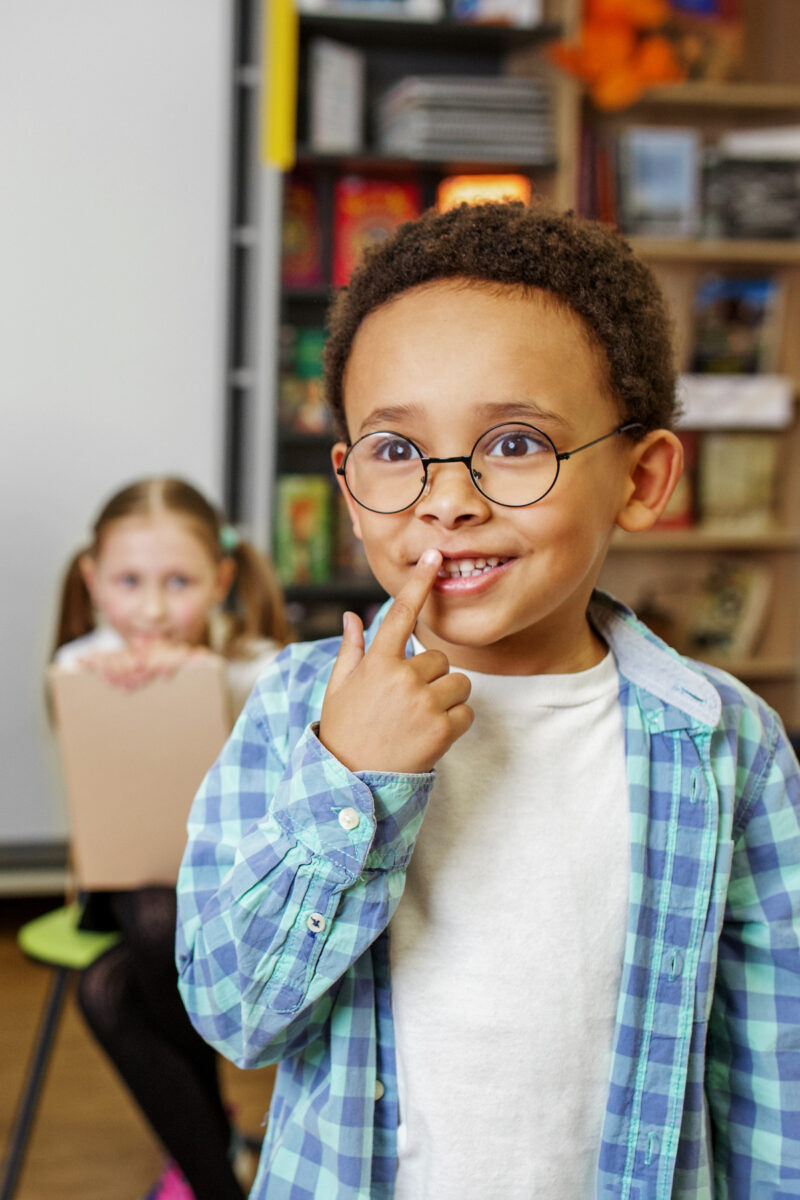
left=17, top=901, right=120, bottom=969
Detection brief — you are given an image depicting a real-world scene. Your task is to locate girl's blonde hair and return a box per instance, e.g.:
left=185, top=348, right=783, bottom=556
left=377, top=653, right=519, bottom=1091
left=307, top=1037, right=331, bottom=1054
left=53, top=477, right=289, bottom=656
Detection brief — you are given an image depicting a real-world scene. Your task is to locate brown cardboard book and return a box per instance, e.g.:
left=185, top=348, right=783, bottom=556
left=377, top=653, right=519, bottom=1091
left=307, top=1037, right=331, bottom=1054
left=48, top=657, right=232, bottom=890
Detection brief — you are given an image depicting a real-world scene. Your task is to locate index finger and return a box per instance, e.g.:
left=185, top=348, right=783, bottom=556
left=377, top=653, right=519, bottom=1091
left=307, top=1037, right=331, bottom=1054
left=372, top=549, right=442, bottom=657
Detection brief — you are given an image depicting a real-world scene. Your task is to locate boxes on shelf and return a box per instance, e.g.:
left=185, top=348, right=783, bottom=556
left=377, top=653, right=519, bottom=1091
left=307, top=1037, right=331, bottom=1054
left=282, top=175, right=324, bottom=288
left=676, top=374, right=793, bottom=430
left=274, top=475, right=334, bottom=584
left=332, top=176, right=423, bottom=288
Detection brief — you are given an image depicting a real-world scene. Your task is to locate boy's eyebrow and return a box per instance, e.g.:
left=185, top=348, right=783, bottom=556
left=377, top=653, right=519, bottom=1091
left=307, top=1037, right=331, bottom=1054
left=474, top=400, right=572, bottom=430
left=356, top=399, right=572, bottom=437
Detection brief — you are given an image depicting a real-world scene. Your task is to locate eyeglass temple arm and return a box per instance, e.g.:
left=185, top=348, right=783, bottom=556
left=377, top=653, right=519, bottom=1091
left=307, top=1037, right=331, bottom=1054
left=557, top=422, right=644, bottom=463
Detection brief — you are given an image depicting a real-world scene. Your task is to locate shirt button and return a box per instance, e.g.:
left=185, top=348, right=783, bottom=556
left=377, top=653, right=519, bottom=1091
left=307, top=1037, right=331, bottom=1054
left=374, top=1080, right=385, bottom=1101
left=338, top=807, right=360, bottom=831
left=307, top=913, right=326, bottom=934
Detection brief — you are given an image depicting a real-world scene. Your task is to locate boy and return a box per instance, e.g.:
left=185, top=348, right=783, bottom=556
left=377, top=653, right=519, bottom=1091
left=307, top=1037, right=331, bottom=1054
left=176, top=204, right=800, bottom=1198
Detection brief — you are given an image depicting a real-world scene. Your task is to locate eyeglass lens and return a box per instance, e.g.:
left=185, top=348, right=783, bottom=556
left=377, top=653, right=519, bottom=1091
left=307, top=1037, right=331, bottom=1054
left=342, top=424, right=560, bottom=513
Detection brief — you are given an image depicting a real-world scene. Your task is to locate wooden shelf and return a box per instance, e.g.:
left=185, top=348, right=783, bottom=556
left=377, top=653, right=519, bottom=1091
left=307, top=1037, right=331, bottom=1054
left=611, top=529, right=800, bottom=552
left=627, top=237, right=800, bottom=264
left=633, top=81, right=800, bottom=110
left=295, top=149, right=557, bottom=173
left=701, top=655, right=798, bottom=681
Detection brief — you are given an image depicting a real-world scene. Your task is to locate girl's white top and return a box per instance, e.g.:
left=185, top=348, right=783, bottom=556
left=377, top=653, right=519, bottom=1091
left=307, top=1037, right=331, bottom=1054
left=390, top=643, right=629, bottom=1200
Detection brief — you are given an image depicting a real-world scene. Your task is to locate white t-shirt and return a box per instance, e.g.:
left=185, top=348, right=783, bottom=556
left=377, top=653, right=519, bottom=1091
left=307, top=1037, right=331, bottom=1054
left=54, top=624, right=280, bottom=717
left=390, top=645, right=629, bottom=1200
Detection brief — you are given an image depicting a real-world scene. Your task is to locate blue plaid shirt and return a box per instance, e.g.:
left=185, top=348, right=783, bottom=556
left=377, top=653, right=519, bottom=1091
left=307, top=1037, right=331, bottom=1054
left=176, top=592, right=800, bottom=1198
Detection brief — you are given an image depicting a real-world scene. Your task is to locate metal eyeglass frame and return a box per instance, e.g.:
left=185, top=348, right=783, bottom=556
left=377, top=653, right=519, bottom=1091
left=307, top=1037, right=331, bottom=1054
left=337, top=420, right=645, bottom=514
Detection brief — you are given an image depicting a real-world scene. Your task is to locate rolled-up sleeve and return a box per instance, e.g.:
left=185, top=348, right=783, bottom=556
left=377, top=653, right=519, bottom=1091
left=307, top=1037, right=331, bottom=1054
left=176, top=650, right=433, bottom=1069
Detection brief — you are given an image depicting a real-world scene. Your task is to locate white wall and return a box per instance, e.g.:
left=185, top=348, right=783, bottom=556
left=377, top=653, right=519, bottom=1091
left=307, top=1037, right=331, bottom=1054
left=0, top=1, right=232, bottom=842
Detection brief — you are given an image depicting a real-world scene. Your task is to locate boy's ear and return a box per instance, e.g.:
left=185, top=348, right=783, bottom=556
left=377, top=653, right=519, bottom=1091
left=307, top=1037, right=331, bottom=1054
left=331, top=442, right=363, bottom=541
left=214, top=554, right=237, bottom=604
left=615, top=430, right=684, bottom=533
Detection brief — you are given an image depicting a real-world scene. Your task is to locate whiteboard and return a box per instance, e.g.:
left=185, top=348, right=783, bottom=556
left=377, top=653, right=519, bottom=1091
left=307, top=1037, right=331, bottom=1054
left=0, top=1, right=232, bottom=844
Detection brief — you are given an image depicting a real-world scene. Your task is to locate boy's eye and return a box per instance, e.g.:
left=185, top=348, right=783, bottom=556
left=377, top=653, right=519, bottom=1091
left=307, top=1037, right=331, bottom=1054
left=483, top=428, right=550, bottom=459
left=167, top=575, right=191, bottom=589
left=118, top=574, right=139, bottom=588
left=368, top=434, right=421, bottom=464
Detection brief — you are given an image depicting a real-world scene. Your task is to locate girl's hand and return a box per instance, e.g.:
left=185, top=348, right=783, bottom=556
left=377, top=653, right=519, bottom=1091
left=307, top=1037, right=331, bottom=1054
left=77, top=640, right=208, bottom=690
left=318, top=550, right=473, bottom=774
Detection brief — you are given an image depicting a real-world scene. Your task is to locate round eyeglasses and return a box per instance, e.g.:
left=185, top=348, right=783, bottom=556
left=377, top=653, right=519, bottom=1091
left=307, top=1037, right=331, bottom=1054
left=336, top=421, right=643, bottom=514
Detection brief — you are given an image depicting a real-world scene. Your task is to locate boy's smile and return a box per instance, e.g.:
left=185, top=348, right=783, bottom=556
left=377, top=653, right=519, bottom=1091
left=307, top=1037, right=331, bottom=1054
left=332, top=280, right=645, bottom=675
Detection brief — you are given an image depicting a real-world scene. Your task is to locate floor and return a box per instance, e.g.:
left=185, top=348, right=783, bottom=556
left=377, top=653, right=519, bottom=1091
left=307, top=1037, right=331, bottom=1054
left=0, top=896, right=275, bottom=1200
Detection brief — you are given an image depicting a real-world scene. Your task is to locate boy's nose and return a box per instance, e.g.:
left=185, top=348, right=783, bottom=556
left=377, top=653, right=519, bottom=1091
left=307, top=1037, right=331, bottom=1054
left=413, top=461, right=491, bottom=526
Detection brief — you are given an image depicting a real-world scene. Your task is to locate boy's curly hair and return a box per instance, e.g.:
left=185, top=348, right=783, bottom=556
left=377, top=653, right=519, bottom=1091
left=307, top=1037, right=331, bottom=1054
left=323, top=202, right=678, bottom=441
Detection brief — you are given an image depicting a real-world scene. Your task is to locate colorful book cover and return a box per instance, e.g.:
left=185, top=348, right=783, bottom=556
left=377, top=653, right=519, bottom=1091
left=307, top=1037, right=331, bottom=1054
left=274, top=475, right=333, bottom=584
left=282, top=175, right=324, bottom=288
left=690, top=275, right=781, bottom=374
left=332, top=177, right=422, bottom=288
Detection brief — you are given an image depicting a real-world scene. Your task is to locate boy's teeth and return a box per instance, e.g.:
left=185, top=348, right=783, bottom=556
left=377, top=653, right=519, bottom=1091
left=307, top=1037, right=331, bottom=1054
left=438, top=556, right=507, bottom=577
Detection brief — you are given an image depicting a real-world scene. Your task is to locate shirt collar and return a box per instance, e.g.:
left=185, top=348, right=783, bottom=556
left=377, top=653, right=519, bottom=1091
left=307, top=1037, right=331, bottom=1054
left=365, top=589, right=722, bottom=733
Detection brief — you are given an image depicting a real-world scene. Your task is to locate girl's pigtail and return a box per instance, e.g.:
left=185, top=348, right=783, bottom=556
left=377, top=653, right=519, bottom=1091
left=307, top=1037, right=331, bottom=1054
left=229, top=539, right=290, bottom=650
left=53, top=549, right=96, bottom=655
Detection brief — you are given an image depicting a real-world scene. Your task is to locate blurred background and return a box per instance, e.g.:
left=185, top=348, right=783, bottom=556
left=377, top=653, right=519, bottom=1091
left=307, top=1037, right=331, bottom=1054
left=3, top=0, right=800, bottom=912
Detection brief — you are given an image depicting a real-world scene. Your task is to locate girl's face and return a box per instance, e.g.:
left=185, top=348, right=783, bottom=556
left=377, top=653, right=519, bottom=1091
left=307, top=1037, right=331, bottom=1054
left=80, top=514, right=233, bottom=647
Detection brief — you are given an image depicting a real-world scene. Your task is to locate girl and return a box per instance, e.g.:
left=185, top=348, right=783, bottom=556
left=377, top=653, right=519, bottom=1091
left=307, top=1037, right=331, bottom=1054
left=51, top=476, right=289, bottom=1200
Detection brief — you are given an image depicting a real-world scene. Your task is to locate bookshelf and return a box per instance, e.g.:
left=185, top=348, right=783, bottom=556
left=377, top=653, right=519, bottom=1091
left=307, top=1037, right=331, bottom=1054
left=561, top=0, right=800, bottom=727
left=275, top=5, right=563, bottom=637
left=252, top=0, right=800, bottom=727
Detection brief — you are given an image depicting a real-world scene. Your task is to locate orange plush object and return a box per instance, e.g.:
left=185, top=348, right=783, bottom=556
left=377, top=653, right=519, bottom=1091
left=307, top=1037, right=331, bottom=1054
left=550, top=0, right=686, bottom=110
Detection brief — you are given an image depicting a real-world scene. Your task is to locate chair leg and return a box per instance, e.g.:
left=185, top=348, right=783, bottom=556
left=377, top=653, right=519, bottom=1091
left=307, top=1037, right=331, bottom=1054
left=0, top=966, right=71, bottom=1200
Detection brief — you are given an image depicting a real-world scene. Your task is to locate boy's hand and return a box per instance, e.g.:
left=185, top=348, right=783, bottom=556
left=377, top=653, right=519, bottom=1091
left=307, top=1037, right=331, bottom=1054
left=319, top=550, right=473, bottom=773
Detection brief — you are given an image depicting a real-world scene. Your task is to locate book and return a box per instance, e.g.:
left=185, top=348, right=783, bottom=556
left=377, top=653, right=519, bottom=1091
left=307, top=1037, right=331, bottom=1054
left=712, top=126, right=800, bottom=239
left=282, top=175, right=324, bottom=288
left=690, top=275, right=781, bottom=374
left=450, top=0, right=542, bottom=27
left=696, top=431, right=781, bottom=533
left=616, top=126, right=701, bottom=238
left=274, top=475, right=333, bottom=584
left=676, top=374, right=793, bottom=429
left=278, top=326, right=331, bottom=435
left=376, top=75, right=554, bottom=163
left=332, top=177, right=422, bottom=288
left=309, top=38, right=365, bottom=154
left=297, top=0, right=443, bottom=18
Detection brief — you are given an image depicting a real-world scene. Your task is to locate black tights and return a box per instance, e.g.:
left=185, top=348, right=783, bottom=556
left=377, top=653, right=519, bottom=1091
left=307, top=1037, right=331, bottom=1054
left=75, top=887, right=245, bottom=1200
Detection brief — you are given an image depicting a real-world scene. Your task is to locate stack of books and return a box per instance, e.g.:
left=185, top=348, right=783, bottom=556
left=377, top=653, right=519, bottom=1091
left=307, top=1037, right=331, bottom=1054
left=376, top=75, right=554, bottom=163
